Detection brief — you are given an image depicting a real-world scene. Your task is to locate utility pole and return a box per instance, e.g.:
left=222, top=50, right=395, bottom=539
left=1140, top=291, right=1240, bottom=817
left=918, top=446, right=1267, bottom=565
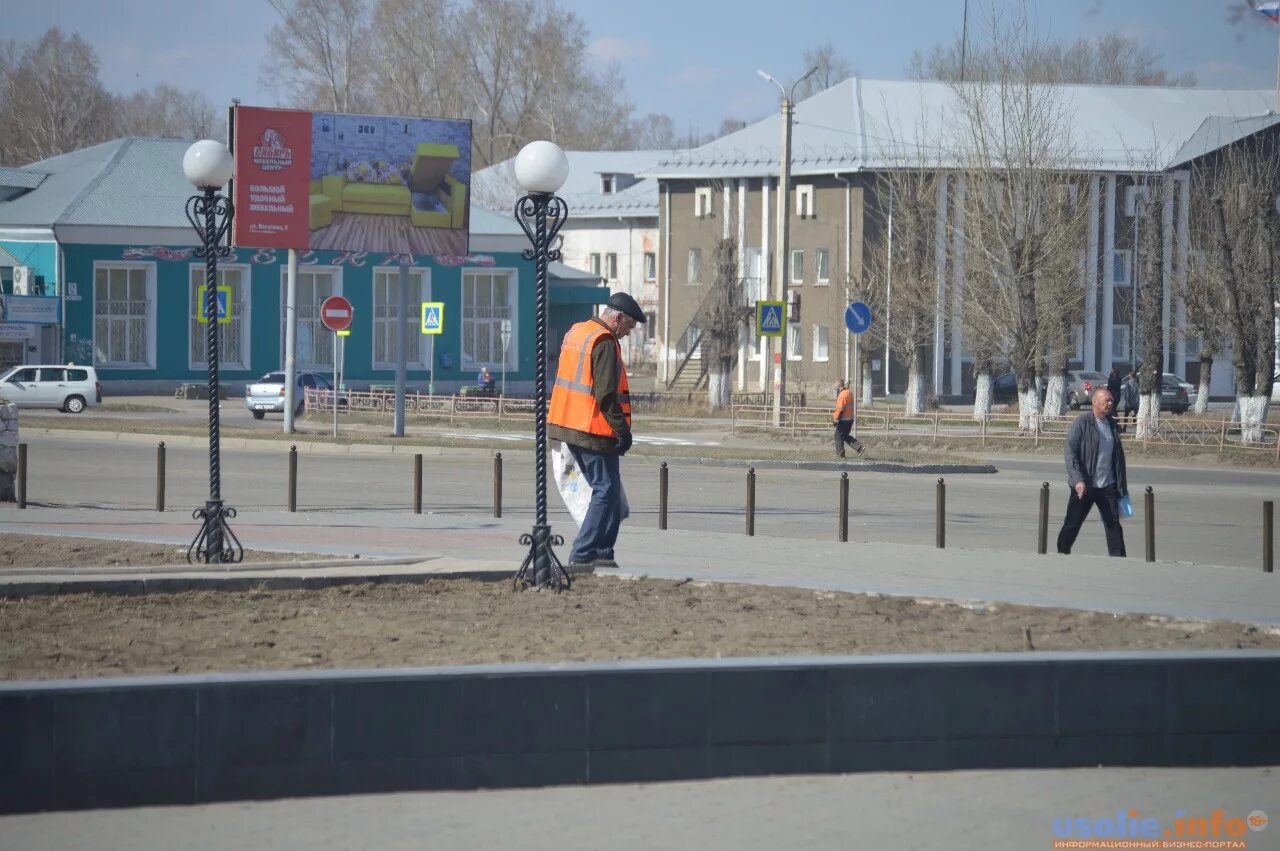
left=759, top=66, right=817, bottom=427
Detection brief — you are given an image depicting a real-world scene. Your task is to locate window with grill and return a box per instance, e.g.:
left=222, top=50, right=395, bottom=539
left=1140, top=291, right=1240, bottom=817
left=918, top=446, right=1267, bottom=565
left=94, top=264, right=153, bottom=368
left=188, top=265, right=249, bottom=370
left=462, top=270, right=515, bottom=368
left=373, top=268, right=430, bottom=369
left=280, top=268, right=339, bottom=370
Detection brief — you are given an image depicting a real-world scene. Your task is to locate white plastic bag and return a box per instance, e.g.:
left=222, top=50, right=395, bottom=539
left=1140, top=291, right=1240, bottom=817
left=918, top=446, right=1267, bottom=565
left=553, top=444, right=629, bottom=529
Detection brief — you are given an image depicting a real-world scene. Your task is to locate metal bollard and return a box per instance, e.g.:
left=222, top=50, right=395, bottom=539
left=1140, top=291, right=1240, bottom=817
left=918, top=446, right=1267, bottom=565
left=1037, top=481, right=1049, bottom=554
left=493, top=452, right=502, bottom=518
left=156, top=441, right=166, bottom=512
left=658, top=462, right=668, bottom=530
left=838, top=472, right=849, bottom=542
left=413, top=453, right=423, bottom=515
left=936, top=477, right=945, bottom=549
left=1144, top=486, right=1155, bottom=563
left=17, top=442, right=27, bottom=509
left=288, top=445, right=298, bottom=513
left=746, top=467, right=756, bottom=536
left=1264, top=500, right=1273, bottom=574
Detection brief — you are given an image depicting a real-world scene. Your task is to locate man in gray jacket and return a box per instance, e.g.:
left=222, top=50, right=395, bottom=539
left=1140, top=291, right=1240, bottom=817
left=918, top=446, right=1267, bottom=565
left=1057, top=388, right=1129, bottom=557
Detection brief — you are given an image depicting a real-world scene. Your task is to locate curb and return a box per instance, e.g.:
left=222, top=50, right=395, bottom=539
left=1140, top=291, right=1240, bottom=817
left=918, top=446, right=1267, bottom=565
left=661, top=457, right=998, bottom=474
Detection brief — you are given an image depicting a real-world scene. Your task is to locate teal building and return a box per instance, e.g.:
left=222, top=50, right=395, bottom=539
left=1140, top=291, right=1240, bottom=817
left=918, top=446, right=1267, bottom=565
left=0, top=138, right=607, bottom=392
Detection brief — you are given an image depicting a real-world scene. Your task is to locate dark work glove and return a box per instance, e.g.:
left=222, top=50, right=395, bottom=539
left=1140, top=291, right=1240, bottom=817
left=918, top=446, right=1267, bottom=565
left=615, top=430, right=633, bottom=455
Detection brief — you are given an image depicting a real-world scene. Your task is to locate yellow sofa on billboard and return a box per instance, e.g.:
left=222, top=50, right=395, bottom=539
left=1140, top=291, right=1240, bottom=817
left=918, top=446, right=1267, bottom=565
left=307, top=143, right=467, bottom=230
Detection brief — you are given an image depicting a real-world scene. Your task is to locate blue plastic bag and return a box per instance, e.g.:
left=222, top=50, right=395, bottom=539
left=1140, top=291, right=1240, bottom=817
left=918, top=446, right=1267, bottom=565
left=1120, top=494, right=1134, bottom=518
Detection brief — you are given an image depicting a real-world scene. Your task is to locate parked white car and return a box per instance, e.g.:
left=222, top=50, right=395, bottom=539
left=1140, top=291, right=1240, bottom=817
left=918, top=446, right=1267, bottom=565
left=245, top=370, right=339, bottom=419
left=0, top=364, right=102, bottom=413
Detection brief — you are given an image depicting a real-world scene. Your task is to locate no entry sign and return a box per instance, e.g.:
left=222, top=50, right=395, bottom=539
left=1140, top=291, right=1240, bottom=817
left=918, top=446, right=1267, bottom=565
left=320, top=295, right=353, bottom=332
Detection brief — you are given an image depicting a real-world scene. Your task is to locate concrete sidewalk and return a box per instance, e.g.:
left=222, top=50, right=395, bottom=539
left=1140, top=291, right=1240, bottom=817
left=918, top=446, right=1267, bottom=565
left=3, top=505, right=1278, bottom=625
left=1, top=767, right=1273, bottom=851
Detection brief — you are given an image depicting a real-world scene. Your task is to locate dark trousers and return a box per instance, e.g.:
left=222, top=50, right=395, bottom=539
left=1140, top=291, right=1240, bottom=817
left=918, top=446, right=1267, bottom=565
left=834, top=418, right=862, bottom=456
left=566, top=444, right=622, bottom=564
left=1056, top=483, right=1126, bottom=557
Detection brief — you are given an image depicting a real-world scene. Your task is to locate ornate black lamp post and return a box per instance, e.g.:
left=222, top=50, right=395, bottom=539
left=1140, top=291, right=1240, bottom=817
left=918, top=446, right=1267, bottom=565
left=183, top=140, right=243, bottom=564
left=512, top=141, right=570, bottom=590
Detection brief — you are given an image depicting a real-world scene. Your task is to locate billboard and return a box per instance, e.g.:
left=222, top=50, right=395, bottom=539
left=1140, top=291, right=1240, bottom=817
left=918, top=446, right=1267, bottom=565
left=233, top=106, right=472, bottom=256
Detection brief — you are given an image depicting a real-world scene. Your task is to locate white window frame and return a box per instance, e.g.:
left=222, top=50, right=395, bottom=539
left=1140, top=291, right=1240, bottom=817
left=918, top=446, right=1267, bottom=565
left=372, top=266, right=432, bottom=370
left=588, top=253, right=601, bottom=277
left=645, top=312, right=656, bottom=340
left=643, top=251, right=657, bottom=281
left=687, top=248, right=703, bottom=284
left=694, top=186, right=713, bottom=218
left=279, top=265, right=343, bottom=372
left=1124, top=185, right=1151, bottom=217
left=461, top=267, right=518, bottom=370
left=790, top=249, right=804, bottom=285
left=796, top=184, right=815, bottom=218
left=815, top=248, right=830, bottom=285
left=1112, top=250, right=1133, bottom=286
left=1111, top=326, right=1130, bottom=363
left=605, top=252, right=618, bottom=281
left=187, top=262, right=250, bottom=371
left=812, top=324, right=829, bottom=362
left=748, top=319, right=762, bottom=361
left=92, top=261, right=156, bottom=369
left=601, top=175, right=616, bottom=194
left=787, top=322, right=802, bottom=360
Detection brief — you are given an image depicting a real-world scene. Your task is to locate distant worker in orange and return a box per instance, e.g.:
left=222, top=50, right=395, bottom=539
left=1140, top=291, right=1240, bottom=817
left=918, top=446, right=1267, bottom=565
left=548, top=292, right=645, bottom=569
left=833, top=379, right=864, bottom=458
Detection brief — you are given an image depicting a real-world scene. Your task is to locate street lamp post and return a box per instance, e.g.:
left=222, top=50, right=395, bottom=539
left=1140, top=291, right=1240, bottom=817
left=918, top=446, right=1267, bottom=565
left=183, top=140, right=242, bottom=564
left=512, top=141, right=571, bottom=590
left=759, top=66, right=817, bottom=427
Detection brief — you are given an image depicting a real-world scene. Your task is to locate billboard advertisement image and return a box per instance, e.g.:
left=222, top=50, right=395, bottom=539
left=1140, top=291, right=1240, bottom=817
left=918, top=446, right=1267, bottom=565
left=233, top=106, right=472, bottom=256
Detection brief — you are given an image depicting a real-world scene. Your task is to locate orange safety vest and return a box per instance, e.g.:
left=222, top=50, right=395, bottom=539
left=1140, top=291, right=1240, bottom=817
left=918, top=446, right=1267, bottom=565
left=834, top=388, right=854, bottom=421
left=548, top=320, right=631, bottom=437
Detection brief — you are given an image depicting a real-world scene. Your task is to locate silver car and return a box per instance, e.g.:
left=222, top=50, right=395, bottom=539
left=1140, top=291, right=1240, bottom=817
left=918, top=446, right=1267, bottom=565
left=244, top=370, right=333, bottom=419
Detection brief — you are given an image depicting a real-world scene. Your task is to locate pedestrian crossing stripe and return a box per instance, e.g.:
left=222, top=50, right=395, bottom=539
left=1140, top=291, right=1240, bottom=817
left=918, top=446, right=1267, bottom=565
left=420, top=302, right=445, bottom=335
left=756, top=300, right=786, bottom=337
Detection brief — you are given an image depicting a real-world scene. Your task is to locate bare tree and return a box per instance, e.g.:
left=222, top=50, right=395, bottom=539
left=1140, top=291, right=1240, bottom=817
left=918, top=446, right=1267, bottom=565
left=795, top=43, right=855, bottom=100
left=1179, top=224, right=1226, bottom=415
left=949, top=10, right=1091, bottom=432
left=909, top=29, right=1196, bottom=86
left=262, top=0, right=372, bottom=113
left=701, top=238, right=744, bottom=408
left=864, top=171, right=941, bottom=415
left=634, top=113, right=678, bottom=149
left=1133, top=179, right=1169, bottom=438
left=1197, top=142, right=1280, bottom=442
left=0, top=28, right=114, bottom=165
left=367, top=0, right=464, bottom=119
left=1037, top=182, right=1090, bottom=420
left=113, top=84, right=224, bottom=141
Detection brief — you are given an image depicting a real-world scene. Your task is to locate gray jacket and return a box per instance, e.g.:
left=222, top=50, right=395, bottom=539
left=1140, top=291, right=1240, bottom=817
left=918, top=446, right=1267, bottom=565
left=1064, top=411, right=1128, bottom=495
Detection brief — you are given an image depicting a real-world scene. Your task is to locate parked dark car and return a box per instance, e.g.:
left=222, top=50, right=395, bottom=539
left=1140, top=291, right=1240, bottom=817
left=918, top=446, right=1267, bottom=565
left=1159, top=374, right=1190, bottom=414
left=991, top=372, right=1047, bottom=405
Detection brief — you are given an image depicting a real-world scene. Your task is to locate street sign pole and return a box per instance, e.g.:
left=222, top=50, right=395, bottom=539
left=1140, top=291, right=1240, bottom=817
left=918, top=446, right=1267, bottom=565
left=500, top=319, right=512, bottom=399
left=853, top=334, right=860, bottom=438
left=844, top=301, right=874, bottom=437
left=332, top=329, right=339, bottom=438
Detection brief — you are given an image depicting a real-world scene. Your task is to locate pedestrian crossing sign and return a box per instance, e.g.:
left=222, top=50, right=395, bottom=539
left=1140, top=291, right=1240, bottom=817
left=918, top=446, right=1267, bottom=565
left=196, top=285, right=232, bottom=325
left=420, top=302, right=444, bottom=335
left=756, top=300, right=786, bottom=337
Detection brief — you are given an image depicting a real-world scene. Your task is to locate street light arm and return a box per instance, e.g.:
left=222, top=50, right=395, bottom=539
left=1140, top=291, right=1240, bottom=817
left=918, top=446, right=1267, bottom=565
left=757, top=69, right=785, bottom=100
left=789, top=65, right=820, bottom=101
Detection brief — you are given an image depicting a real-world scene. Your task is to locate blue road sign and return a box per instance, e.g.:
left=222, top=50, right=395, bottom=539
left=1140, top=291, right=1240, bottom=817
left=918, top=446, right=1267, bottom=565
left=844, top=301, right=873, bottom=335
left=197, top=285, right=232, bottom=325
left=756, top=300, right=785, bottom=337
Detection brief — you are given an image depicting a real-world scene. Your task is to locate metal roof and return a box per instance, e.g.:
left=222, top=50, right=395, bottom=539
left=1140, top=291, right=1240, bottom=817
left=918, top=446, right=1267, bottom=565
left=640, top=78, right=1279, bottom=179
left=0, top=167, right=47, bottom=191
left=0, top=246, right=21, bottom=267
left=549, top=260, right=603, bottom=283
left=0, top=137, right=524, bottom=237
left=1167, top=113, right=1280, bottom=169
left=476, top=149, right=673, bottom=220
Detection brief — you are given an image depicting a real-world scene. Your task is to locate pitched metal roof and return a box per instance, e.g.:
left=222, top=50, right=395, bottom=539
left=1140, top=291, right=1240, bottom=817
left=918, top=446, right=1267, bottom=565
left=0, top=246, right=21, bottom=267
left=476, top=149, right=674, bottom=220
left=0, top=137, right=522, bottom=237
left=1167, top=113, right=1280, bottom=169
left=640, top=78, right=1279, bottom=179
left=0, top=167, right=47, bottom=191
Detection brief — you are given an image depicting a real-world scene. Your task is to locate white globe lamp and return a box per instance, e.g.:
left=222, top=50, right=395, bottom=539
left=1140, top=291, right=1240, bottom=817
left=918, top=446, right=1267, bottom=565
left=513, top=141, right=568, bottom=195
left=183, top=140, right=234, bottom=190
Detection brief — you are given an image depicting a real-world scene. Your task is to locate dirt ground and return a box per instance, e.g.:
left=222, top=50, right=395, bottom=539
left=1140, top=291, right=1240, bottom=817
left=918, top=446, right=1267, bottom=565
left=4, top=574, right=1279, bottom=681
left=0, top=532, right=322, bottom=567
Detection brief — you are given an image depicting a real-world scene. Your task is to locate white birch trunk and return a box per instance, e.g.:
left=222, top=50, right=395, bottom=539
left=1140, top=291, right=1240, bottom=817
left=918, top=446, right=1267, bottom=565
left=1018, top=388, right=1041, bottom=432
left=1194, top=367, right=1211, bottom=415
left=707, top=364, right=731, bottom=409
left=972, top=372, right=993, bottom=422
left=1136, top=392, right=1160, bottom=439
left=1043, top=373, right=1067, bottom=419
left=905, top=367, right=926, bottom=416
left=861, top=358, right=873, bottom=407
left=1237, top=394, right=1270, bottom=444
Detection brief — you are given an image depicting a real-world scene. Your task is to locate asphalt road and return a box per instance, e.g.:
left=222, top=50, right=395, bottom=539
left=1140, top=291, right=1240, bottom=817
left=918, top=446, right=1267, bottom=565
left=15, top=428, right=1280, bottom=571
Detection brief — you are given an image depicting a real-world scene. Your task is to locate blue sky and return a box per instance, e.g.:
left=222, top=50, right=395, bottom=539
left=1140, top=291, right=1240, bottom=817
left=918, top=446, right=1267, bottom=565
left=8, top=0, right=1280, bottom=136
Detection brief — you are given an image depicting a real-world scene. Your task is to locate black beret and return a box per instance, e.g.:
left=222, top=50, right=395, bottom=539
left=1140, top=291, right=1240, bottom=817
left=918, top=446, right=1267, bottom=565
left=606, top=291, right=646, bottom=323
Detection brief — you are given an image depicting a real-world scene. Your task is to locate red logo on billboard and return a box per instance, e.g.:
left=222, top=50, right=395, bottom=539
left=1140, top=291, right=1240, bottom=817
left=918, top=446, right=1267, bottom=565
left=251, top=128, right=293, bottom=172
